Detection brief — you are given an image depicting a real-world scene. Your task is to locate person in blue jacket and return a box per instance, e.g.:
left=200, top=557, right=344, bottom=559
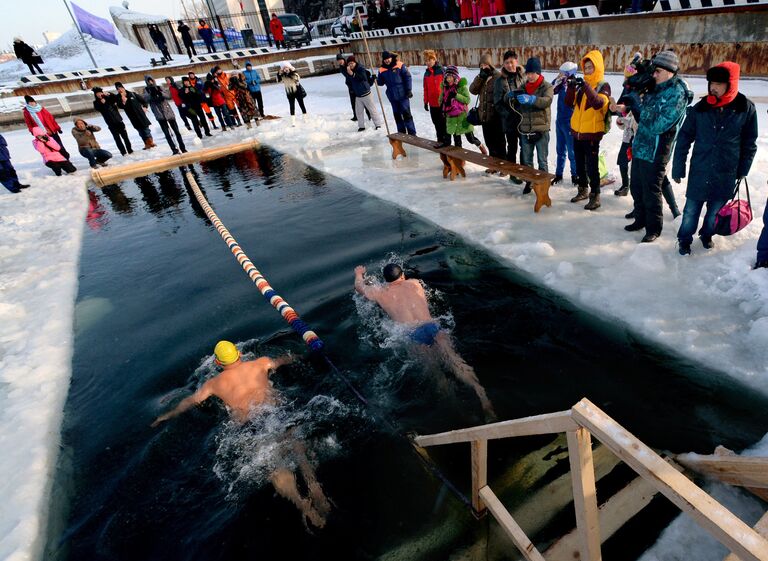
left=198, top=20, right=216, bottom=53
left=0, top=134, right=29, bottom=194
left=376, top=50, right=416, bottom=135
left=551, top=61, right=579, bottom=185
left=243, top=61, right=264, bottom=118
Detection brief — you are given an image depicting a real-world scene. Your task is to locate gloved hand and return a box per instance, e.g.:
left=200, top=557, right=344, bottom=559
left=516, top=94, right=537, bottom=105
left=505, top=90, right=516, bottom=100
left=407, top=91, right=413, bottom=98
left=424, top=102, right=429, bottom=111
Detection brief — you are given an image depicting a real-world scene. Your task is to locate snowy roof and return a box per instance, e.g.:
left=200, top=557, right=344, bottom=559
left=109, top=5, right=169, bottom=24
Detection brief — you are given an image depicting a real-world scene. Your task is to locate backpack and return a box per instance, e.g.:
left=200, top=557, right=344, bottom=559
left=597, top=80, right=612, bottom=134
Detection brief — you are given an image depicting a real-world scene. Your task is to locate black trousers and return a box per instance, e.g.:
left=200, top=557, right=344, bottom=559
left=204, top=41, right=216, bottom=53
left=184, top=42, right=197, bottom=57
left=187, top=107, right=210, bottom=138
left=249, top=90, right=264, bottom=117
left=503, top=131, right=519, bottom=164
left=108, top=123, right=132, bottom=155
left=630, top=158, right=667, bottom=236
left=287, top=93, right=307, bottom=115
left=159, top=119, right=186, bottom=152
left=45, top=160, right=76, bottom=176
left=27, top=62, right=43, bottom=74
left=481, top=119, right=505, bottom=159
left=429, top=106, right=448, bottom=143
left=50, top=133, right=70, bottom=160
left=573, top=138, right=601, bottom=194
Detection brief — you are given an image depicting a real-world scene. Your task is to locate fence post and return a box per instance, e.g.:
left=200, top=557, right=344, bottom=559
left=216, top=15, right=230, bottom=51
left=471, top=439, right=488, bottom=514
left=167, top=20, right=182, bottom=55
left=566, top=427, right=603, bottom=561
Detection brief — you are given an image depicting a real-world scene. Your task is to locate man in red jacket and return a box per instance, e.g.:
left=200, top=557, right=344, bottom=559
left=422, top=50, right=448, bottom=145
left=23, top=95, right=70, bottom=159
left=269, top=14, right=285, bottom=50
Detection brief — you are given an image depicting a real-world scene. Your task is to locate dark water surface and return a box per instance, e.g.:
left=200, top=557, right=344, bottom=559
left=49, top=147, right=768, bottom=561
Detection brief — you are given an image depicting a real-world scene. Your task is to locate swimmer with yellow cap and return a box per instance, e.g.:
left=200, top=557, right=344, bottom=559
left=214, top=340, right=240, bottom=366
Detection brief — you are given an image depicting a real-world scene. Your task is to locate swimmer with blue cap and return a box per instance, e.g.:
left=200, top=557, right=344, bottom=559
left=354, top=263, right=496, bottom=420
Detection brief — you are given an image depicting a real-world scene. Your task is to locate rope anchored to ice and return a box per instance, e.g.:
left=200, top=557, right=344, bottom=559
left=184, top=170, right=324, bottom=351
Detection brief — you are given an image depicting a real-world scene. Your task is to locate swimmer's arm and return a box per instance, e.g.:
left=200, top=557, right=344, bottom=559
left=354, top=265, right=380, bottom=301
left=266, top=354, right=295, bottom=372
left=151, top=383, right=214, bottom=427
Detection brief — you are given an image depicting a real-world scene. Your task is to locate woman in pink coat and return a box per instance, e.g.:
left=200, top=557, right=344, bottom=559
left=32, top=126, right=76, bottom=176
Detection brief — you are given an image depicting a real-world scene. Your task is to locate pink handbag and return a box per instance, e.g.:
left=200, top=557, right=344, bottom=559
left=714, top=178, right=753, bottom=236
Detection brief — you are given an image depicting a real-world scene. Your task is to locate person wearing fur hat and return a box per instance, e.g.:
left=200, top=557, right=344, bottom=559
left=22, top=95, right=70, bottom=160
left=278, top=62, right=307, bottom=126
left=469, top=54, right=504, bottom=168
left=493, top=50, right=525, bottom=179
left=377, top=51, right=416, bottom=135
left=345, top=56, right=383, bottom=131
left=671, top=62, right=758, bottom=255
left=436, top=66, right=486, bottom=152
left=142, top=76, right=187, bottom=154
left=71, top=119, right=112, bottom=169
left=115, top=82, right=156, bottom=150
left=92, top=87, right=133, bottom=156
left=612, top=49, right=691, bottom=242
left=552, top=61, right=579, bottom=185
left=508, top=57, right=553, bottom=194
left=566, top=50, right=611, bottom=210
left=423, top=50, right=448, bottom=145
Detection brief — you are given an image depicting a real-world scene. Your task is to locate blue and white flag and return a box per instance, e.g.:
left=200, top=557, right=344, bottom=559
left=71, top=2, right=119, bottom=45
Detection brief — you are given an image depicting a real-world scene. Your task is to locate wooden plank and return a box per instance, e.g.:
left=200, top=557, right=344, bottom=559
left=471, top=440, right=488, bottom=513
left=414, top=410, right=577, bottom=447
left=567, top=428, right=602, bottom=561
left=479, top=486, right=547, bottom=561
left=571, top=398, right=768, bottom=561
left=545, top=475, right=659, bottom=561
left=91, top=139, right=261, bottom=187
left=676, top=454, right=768, bottom=489
left=724, top=511, right=768, bottom=561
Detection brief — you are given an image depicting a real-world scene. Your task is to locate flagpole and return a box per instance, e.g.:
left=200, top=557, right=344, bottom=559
left=62, top=0, right=98, bottom=68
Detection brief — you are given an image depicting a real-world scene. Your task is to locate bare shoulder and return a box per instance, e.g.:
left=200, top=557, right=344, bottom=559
left=407, top=279, right=427, bottom=293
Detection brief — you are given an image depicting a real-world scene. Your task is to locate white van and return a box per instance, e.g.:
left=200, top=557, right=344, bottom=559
left=331, top=3, right=369, bottom=37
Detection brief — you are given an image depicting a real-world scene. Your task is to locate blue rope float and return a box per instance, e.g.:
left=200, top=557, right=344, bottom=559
left=184, top=170, right=324, bottom=351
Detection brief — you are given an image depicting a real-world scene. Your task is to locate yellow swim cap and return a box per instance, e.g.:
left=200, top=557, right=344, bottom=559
left=214, top=340, right=240, bottom=365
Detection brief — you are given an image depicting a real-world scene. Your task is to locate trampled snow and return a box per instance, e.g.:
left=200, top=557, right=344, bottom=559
left=0, top=66, right=766, bottom=560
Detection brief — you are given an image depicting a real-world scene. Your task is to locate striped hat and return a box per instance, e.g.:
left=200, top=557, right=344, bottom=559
left=652, top=50, right=679, bottom=73
left=445, top=65, right=460, bottom=80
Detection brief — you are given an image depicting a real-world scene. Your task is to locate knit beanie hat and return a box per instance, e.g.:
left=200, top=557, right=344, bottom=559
left=114, top=81, right=124, bottom=88
left=91, top=86, right=103, bottom=93
left=346, top=55, right=356, bottom=64
left=24, top=95, right=35, bottom=103
left=524, top=57, right=542, bottom=74
left=445, top=65, right=460, bottom=81
left=652, top=50, right=679, bottom=73
left=245, top=61, right=253, bottom=67
left=480, top=53, right=494, bottom=68
left=503, top=50, right=518, bottom=61
left=559, top=61, right=578, bottom=76
left=382, top=50, right=394, bottom=60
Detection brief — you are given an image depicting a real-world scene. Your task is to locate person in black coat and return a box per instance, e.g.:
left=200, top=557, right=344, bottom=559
left=92, top=87, right=134, bottom=156
left=672, top=62, right=758, bottom=255
left=179, top=76, right=212, bottom=138
left=149, top=24, right=172, bottom=60
left=177, top=21, right=197, bottom=58
left=0, top=133, right=30, bottom=193
left=115, top=82, right=156, bottom=149
left=13, top=37, right=43, bottom=74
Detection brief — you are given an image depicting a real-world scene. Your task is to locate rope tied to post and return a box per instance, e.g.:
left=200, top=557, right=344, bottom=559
left=184, top=170, right=324, bottom=351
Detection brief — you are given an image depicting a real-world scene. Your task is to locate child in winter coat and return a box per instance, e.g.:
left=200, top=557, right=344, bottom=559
left=436, top=66, right=485, bottom=152
left=278, top=62, right=307, bottom=126
left=614, top=64, right=638, bottom=196
left=33, top=126, right=76, bottom=176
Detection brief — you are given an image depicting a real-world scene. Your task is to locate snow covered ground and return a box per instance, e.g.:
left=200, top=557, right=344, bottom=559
left=0, top=67, right=766, bottom=560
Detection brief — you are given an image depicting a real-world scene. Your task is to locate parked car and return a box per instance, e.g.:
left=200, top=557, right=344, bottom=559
left=277, top=13, right=312, bottom=46
left=331, top=3, right=368, bottom=37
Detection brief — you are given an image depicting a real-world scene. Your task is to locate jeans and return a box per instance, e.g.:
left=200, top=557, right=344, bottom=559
left=108, top=123, right=132, bottom=154
left=0, top=160, right=22, bottom=192
left=519, top=131, right=550, bottom=173
left=757, top=198, right=768, bottom=263
left=389, top=98, right=416, bottom=135
left=213, top=104, right=234, bottom=128
left=555, top=118, right=576, bottom=177
left=79, top=147, right=113, bottom=167
left=677, top=199, right=728, bottom=245
left=574, top=138, right=601, bottom=194
left=429, top=106, right=448, bottom=144
left=136, top=126, right=152, bottom=141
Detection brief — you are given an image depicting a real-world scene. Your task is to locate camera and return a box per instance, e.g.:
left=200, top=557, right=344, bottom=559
left=624, top=53, right=656, bottom=95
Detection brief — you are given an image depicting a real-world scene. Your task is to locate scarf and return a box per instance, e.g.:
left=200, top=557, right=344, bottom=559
left=25, top=103, right=45, bottom=130
left=525, top=74, right=544, bottom=95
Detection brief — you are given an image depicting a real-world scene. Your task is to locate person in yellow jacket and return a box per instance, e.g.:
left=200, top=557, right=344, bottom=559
left=565, top=50, right=611, bottom=210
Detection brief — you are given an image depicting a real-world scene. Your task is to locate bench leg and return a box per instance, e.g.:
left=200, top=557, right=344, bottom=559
left=446, top=156, right=465, bottom=181
left=532, top=180, right=552, bottom=213
left=390, top=139, right=407, bottom=160
left=440, top=154, right=451, bottom=179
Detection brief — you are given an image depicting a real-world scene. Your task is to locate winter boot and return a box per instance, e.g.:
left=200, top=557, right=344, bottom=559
left=625, top=210, right=636, bottom=219
left=624, top=222, right=644, bottom=232
left=584, top=193, right=601, bottom=210
left=522, top=182, right=532, bottom=194
left=148, top=137, right=157, bottom=149
left=302, top=114, right=309, bottom=122
left=357, top=127, right=366, bottom=132
left=614, top=185, right=629, bottom=196
left=700, top=236, right=715, bottom=249
left=641, top=233, right=659, bottom=243
left=754, top=260, right=768, bottom=269
left=291, top=115, right=297, bottom=127
left=678, top=242, right=692, bottom=256
left=142, top=138, right=152, bottom=150
left=570, top=186, right=589, bottom=203
left=571, top=175, right=579, bottom=185
left=551, top=175, right=563, bottom=185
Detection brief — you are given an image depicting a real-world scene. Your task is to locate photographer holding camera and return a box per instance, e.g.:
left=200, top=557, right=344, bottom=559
left=565, top=50, right=611, bottom=211
left=611, top=50, right=690, bottom=243
left=493, top=50, right=526, bottom=178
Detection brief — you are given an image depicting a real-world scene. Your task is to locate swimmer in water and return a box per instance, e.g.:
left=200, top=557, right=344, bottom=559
left=152, top=341, right=332, bottom=528
left=354, top=263, right=496, bottom=420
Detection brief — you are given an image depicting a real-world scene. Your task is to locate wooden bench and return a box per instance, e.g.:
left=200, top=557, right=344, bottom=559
left=150, top=58, right=168, bottom=67
left=388, top=133, right=556, bottom=213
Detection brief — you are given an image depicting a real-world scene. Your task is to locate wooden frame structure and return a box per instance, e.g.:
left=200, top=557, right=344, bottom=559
left=414, top=398, right=768, bottom=561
